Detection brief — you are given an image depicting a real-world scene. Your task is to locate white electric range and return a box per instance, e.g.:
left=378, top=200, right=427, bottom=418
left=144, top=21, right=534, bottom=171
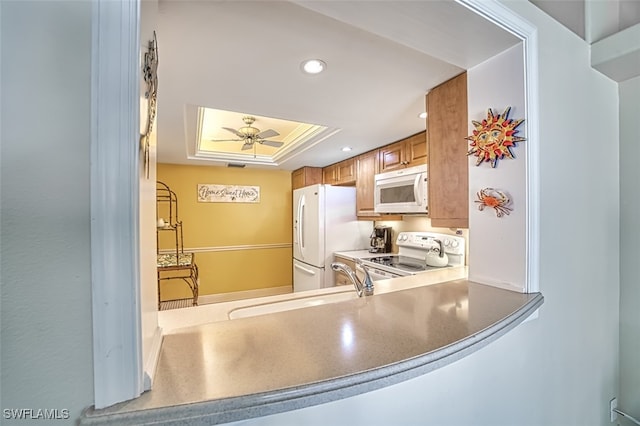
left=359, top=232, right=466, bottom=281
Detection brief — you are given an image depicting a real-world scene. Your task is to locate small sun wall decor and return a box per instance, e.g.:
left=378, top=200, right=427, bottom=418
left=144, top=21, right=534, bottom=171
left=466, top=107, right=525, bottom=168
left=475, top=188, right=512, bottom=218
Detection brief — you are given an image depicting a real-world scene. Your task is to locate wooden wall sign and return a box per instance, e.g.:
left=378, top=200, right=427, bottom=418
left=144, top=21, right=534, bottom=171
left=197, top=184, right=260, bottom=203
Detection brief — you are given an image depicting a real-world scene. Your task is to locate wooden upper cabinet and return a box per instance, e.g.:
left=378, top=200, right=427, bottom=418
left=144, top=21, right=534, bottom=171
left=356, top=150, right=378, bottom=216
left=322, top=164, right=338, bottom=185
left=292, top=167, right=322, bottom=190
left=378, top=141, right=405, bottom=172
left=378, top=131, right=427, bottom=173
left=336, top=158, right=356, bottom=185
left=405, top=131, right=428, bottom=165
left=323, top=158, right=355, bottom=186
left=427, top=72, right=469, bottom=228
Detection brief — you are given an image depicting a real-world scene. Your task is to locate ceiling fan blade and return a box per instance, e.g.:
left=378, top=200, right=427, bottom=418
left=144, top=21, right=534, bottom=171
left=256, top=129, right=279, bottom=139
left=259, top=140, right=284, bottom=148
left=222, top=127, right=245, bottom=138
left=241, top=142, right=253, bottom=151
left=209, top=138, right=243, bottom=142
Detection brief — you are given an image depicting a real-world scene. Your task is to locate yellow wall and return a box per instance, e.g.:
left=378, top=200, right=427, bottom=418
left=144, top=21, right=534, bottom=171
left=156, top=164, right=292, bottom=299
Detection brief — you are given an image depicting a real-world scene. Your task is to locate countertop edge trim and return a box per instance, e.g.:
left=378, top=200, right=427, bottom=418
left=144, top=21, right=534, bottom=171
left=80, top=293, right=544, bottom=426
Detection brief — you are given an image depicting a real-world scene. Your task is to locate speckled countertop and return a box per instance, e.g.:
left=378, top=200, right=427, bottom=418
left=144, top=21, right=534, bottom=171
left=81, top=272, right=543, bottom=425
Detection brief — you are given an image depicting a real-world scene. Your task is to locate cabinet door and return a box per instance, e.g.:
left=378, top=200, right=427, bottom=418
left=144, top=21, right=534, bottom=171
left=427, top=72, right=468, bottom=228
left=356, top=150, right=378, bottom=215
left=336, top=158, right=356, bottom=185
left=291, top=168, right=305, bottom=190
left=405, top=131, right=428, bottom=167
left=292, top=167, right=322, bottom=190
left=323, top=164, right=338, bottom=185
left=378, top=140, right=405, bottom=172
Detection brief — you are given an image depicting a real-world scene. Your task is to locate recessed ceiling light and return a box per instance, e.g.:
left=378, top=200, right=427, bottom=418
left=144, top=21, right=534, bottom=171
left=301, top=59, right=326, bottom=75
left=418, top=112, right=428, bottom=119
left=341, top=146, right=352, bottom=152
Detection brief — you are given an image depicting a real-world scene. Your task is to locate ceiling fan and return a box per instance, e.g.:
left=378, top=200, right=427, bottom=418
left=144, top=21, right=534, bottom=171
left=210, top=116, right=283, bottom=151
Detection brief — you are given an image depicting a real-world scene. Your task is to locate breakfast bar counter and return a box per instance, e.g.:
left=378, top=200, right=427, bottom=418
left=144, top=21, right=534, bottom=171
left=81, top=276, right=543, bottom=425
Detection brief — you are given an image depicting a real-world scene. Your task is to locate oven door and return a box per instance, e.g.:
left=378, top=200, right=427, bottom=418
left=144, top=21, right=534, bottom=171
left=374, top=165, right=427, bottom=214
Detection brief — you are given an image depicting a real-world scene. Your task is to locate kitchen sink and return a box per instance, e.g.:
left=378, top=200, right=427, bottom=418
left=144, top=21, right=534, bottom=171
left=228, top=290, right=358, bottom=319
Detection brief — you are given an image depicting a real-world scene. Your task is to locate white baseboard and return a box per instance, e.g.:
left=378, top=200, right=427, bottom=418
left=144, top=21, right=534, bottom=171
left=198, top=286, right=292, bottom=305
left=143, top=326, right=163, bottom=391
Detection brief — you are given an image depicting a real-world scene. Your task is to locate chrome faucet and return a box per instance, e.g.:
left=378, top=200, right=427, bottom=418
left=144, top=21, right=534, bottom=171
left=331, top=260, right=374, bottom=297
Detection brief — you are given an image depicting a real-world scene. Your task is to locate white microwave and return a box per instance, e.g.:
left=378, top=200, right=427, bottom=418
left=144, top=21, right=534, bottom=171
left=374, top=164, right=428, bottom=214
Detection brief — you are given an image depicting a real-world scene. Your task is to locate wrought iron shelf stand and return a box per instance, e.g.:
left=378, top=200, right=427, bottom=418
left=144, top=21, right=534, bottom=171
left=156, top=181, right=199, bottom=310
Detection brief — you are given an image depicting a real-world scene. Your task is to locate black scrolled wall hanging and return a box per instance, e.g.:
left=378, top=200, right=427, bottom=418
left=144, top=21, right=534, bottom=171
left=141, top=31, right=158, bottom=179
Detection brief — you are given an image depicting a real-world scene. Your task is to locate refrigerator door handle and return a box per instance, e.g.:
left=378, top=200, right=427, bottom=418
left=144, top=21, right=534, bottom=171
left=298, top=194, right=306, bottom=259
left=294, top=263, right=316, bottom=276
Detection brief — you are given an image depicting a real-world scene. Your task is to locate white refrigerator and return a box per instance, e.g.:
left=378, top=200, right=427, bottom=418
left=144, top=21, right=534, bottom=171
left=293, top=184, right=370, bottom=292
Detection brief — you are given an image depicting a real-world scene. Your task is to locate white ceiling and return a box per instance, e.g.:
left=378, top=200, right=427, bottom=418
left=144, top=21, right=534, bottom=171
left=530, top=0, right=640, bottom=43
left=155, top=0, right=520, bottom=170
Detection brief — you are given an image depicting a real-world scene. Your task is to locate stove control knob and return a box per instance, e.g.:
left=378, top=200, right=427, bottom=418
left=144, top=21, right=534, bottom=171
left=451, top=240, right=459, bottom=248
left=443, top=239, right=451, bottom=247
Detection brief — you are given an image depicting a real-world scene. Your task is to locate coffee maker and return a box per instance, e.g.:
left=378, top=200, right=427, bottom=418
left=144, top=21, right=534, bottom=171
left=369, top=226, right=392, bottom=253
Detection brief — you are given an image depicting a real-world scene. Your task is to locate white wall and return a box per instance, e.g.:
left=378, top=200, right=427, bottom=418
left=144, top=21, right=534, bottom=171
left=467, top=43, right=526, bottom=292
left=619, top=75, right=640, bottom=421
left=227, top=2, right=621, bottom=425
left=0, top=1, right=94, bottom=423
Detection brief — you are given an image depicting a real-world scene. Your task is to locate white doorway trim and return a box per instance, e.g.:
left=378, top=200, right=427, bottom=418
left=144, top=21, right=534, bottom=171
left=90, top=0, right=143, bottom=409
left=89, top=0, right=539, bottom=409
left=457, top=0, right=540, bottom=294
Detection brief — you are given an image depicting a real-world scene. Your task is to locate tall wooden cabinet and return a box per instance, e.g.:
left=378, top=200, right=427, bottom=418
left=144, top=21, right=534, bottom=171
left=355, top=150, right=378, bottom=216
left=427, top=72, right=469, bottom=228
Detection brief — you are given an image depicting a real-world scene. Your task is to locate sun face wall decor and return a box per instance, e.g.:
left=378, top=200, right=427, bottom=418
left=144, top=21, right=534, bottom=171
left=466, top=106, right=525, bottom=168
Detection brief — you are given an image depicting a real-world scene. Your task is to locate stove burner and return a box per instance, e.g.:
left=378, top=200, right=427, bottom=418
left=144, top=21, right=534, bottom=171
left=367, top=255, right=429, bottom=273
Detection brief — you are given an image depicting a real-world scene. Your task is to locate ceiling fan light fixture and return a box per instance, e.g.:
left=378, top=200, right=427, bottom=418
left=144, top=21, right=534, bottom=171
left=301, top=59, right=326, bottom=75
left=239, top=126, right=259, bottom=137
left=210, top=114, right=284, bottom=151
